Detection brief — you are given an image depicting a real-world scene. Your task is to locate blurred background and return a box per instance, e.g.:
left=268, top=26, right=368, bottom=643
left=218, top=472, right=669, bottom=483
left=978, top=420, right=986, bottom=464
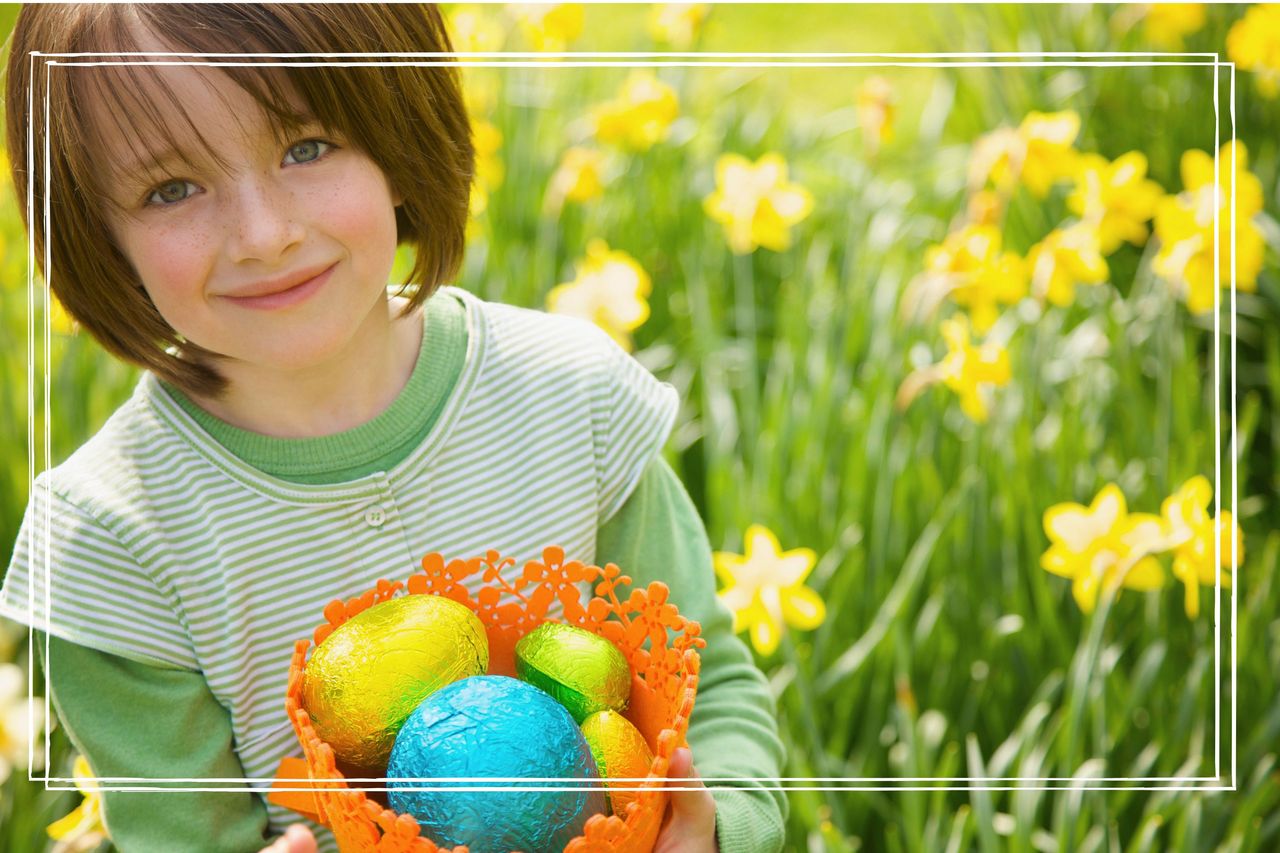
left=2, top=4, right=1278, bottom=851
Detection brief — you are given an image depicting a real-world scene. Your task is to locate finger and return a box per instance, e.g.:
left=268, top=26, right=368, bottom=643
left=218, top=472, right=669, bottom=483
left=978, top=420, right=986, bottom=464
left=284, top=823, right=317, bottom=853
left=666, top=747, right=695, bottom=782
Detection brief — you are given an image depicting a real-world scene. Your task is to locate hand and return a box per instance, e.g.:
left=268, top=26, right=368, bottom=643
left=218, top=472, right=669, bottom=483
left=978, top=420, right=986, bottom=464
left=259, top=823, right=317, bottom=853
left=653, top=747, right=718, bottom=853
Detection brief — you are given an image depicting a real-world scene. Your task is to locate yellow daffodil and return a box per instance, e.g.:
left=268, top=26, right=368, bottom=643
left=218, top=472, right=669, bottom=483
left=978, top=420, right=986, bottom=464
left=648, top=3, right=709, bottom=47
left=591, top=71, right=680, bottom=153
left=47, top=754, right=107, bottom=849
left=1067, top=151, right=1164, bottom=254
left=460, top=68, right=500, bottom=120
left=1018, top=110, right=1081, bottom=198
left=46, top=292, right=77, bottom=335
left=447, top=5, right=505, bottom=54
left=939, top=314, right=1011, bottom=422
left=547, top=239, right=651, bottom=349
left=0, top=663, right=46, bottom=784
left=1143, top=3, right=1207, bottom=49
left=1228, top=4, right=1280, bottom=98
left=703, top=152, right=813, bottom=254
left=1041, top=484, right=1169, bottom=614
left=855, top=76, right=895, bottom=157
left=549, top=147, right=606, bottom=204
left=1153, top=141, right=1265, bottom=314
left=1160, top=476, right=1244, bottom=619
left=968, top=126, right=1023, bottom=194
left=1027, top=223, right=1109, bottom=307
left=713, top=524, right=825, bottom=656
left=468, top=119, right=504, bottom=218
left=966, top=189, right=1004, bottom=226
left=510, top=3, right=584, bottom=53
left=923, top=224, right=1027, bottom=333
left=968, top=111, right=1080, bottom=199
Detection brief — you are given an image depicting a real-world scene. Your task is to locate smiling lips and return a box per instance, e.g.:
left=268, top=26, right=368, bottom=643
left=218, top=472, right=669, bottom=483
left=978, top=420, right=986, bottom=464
left=221, top=262, right=338, bottom=310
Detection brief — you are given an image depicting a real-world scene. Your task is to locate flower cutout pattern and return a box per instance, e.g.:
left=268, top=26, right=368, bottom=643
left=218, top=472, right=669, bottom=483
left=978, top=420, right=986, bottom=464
left=703, top=152, right=814, bottom=254
left=714, top=524, right=825, bottom=655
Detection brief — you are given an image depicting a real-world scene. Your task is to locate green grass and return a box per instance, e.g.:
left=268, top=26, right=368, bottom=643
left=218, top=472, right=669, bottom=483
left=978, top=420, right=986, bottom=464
left=1, top=4, right=1278, bottom=852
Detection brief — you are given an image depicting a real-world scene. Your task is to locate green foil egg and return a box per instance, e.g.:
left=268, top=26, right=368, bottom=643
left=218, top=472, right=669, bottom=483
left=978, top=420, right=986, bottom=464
left=303, top=594, right=488, bottom=773
left=514, top=622, right=631, bottom=723
left=580, top=710, right=654, bottom=816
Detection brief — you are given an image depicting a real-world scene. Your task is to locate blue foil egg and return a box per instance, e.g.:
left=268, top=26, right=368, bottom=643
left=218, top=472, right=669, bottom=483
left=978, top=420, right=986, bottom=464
left=387, top=675, right=606, bottom=852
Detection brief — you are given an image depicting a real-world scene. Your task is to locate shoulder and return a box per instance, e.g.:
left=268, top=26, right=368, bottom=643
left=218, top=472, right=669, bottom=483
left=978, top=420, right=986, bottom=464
left=42, top=373, right=189, bottom=518
left=464, top=291, right=628, bottom=391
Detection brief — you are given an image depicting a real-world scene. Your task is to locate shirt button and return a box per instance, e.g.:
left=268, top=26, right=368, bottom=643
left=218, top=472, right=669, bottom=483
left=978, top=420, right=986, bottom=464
left=364, top=505, right=387, bottom=528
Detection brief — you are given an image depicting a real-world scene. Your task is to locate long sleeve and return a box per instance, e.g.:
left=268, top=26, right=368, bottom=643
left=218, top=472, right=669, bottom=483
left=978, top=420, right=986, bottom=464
left=36, top=632, right=271, bottom=852
left=596, top=457, right=788, bottom=853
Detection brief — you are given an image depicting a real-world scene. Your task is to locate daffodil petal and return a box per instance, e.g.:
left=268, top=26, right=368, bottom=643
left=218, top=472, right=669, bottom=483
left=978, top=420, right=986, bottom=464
left=781, top=584, right=826, bottom=630
left=1044, top=502, right=1103, bottom=551
left=750, top=613, right=781, bottom=656
left=1118, top=556, right=1165, bottom=591
left=1072, top=573, right=1098, bottom=614
left=1040, top=545, right=1077, bottom=578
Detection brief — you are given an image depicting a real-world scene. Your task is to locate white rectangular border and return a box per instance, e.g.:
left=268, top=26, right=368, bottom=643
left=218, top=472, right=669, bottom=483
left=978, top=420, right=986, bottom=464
left=23, top=49, right=1235, bottom=793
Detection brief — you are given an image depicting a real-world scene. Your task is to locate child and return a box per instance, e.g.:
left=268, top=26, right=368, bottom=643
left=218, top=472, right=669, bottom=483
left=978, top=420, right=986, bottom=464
left=0, top=5, right=786, bottom=853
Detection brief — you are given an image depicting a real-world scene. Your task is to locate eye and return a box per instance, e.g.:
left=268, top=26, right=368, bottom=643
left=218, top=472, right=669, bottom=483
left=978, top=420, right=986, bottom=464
left=283, top=139, right=335, bottom=166
left=145, top=179, right=198, bottom=207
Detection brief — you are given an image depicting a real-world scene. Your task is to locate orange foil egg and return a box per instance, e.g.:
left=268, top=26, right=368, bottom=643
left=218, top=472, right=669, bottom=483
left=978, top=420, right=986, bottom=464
left=580, top=710, right=654, bottom=816
left=302, top=594, right=488, bottom=774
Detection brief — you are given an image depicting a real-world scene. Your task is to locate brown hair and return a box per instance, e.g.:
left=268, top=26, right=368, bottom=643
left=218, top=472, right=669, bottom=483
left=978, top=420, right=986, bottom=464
left=3, top=3, right=474, bottom=397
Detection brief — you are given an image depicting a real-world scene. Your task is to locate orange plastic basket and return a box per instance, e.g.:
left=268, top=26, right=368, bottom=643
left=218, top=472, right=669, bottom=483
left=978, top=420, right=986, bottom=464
left=269, top=546, right=703, bottom=853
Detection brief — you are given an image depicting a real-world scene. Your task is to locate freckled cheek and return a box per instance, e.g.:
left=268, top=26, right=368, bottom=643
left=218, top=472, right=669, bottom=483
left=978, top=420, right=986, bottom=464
left=305, top=175, right=401, bottom=258
left=129, top=228, right=219, bottom=306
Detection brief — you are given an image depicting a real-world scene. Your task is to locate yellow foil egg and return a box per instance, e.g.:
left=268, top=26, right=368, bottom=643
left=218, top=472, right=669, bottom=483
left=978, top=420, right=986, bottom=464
left=580, top=710, right=654, bottom=816
left=303, top=594, right=488, bottom=773
left=515, top=622, right=631, bottom=723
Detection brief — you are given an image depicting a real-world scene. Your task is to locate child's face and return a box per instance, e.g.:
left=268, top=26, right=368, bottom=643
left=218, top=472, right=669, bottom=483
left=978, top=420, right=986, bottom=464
left=97, top=60, right=403, bottom=380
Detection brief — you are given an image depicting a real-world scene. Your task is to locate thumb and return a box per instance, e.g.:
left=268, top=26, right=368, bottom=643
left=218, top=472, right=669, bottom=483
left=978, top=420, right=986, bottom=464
left=665, top=747, right=713, bottom=813
left=281, top=823, right=318, bottom=853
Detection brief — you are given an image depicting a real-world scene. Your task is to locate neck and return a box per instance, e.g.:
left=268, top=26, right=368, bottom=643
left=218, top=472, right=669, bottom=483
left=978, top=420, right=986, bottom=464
left=187, top=295, right=424, bottom=438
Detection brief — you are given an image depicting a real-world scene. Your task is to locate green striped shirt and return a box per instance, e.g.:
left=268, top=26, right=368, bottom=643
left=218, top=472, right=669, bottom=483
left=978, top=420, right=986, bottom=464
left=1, top=287, right=689, bottom=850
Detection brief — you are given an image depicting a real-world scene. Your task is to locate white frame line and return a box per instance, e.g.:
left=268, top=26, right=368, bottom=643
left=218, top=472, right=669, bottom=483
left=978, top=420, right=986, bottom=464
left=23, top=49, right=1236, bottom=794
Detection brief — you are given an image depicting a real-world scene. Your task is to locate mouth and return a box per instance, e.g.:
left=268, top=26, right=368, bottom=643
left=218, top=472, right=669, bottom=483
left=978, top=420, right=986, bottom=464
left=221, top=262, right=338, bottom=311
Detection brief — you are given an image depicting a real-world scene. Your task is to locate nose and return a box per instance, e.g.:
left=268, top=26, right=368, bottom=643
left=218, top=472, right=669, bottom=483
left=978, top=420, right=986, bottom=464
left=223, top=173, right=306, bottom=264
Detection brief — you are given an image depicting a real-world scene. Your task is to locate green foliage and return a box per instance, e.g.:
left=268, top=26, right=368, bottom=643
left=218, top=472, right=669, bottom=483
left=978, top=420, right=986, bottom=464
left=1, top=4, right=1277, bottom=852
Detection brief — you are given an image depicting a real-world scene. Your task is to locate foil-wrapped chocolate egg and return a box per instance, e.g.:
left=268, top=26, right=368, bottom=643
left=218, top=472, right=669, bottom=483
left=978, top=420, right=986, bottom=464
left=514, top=622, right=630, bottom=723
left=580, top=710, right=654, bottom=816
left=388, top=675, right=606, bottom=852
left=303, top=594, right=488, bottom=773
